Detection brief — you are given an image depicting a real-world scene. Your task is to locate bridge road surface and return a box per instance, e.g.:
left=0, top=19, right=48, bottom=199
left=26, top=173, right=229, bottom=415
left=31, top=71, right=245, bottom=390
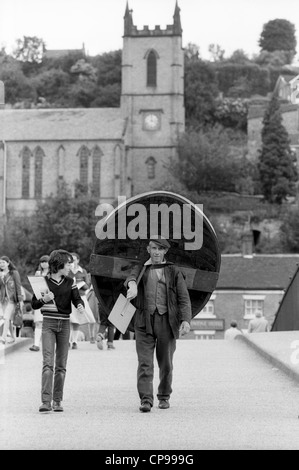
left=1, top=338, right=299, bottom=450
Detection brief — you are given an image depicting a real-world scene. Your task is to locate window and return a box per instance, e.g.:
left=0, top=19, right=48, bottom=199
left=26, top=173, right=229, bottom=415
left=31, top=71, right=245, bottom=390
left=92, top=146, right=103, bottom=197
left=58, top=145, right=65, bottom=180
left=145, top=156, right=156, bottom=179
left=201, top=300, right=215, bottom=316
left=34, top=146, right=44, bottom=198
left=243, top=297, right=264, bottom=319
left=21, top=146, right=31, bottom=198
left=78, top=145, right=90, bottom=192
left=147, top=50, right=157, bottom=87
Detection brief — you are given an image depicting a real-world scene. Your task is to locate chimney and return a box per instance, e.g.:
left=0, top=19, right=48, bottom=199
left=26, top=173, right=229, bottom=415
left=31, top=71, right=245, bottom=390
left=0, top=81, right=4, bottom=109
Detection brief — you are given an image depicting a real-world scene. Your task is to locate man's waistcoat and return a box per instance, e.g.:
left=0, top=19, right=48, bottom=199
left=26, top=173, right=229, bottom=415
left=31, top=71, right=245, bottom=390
left=144, top=269, right=168, bottom=315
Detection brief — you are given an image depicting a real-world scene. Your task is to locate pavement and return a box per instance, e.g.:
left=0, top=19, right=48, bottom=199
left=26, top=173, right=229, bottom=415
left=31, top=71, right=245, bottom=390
left=236, top=330, right=299, bottom=383
left=3, top=331, right=299, bottom=383
left=2, top=331, right=299, bottom=450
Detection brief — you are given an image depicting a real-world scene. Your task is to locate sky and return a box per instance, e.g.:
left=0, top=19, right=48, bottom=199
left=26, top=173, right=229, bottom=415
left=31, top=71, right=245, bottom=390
left=1, top=0, right=299, bottom=60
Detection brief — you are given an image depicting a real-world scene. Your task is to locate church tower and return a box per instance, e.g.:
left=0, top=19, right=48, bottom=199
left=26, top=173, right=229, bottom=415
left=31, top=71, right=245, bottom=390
left=121, top=1, right=185, bottom=196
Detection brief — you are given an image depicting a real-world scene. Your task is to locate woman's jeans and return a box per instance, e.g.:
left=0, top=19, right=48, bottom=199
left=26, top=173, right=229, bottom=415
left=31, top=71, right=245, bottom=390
left=41, top=317, right=70, bottom=404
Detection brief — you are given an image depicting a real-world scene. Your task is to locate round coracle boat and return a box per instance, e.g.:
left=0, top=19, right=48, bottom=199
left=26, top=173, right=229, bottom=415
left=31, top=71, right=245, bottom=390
left=89, top=191, right=221, bottom=319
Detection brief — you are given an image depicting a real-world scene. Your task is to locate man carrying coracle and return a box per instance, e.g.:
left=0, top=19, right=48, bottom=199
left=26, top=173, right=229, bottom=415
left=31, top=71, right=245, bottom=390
left=125, top=235, right=191, bottom=413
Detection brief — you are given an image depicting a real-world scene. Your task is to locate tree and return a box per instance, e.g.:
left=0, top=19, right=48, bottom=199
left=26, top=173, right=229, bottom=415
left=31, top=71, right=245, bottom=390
left=13, top=36, right=46, bottom=63
left=184, top=42, right=201, bottom=60
left=30, top=182, right=99, bottom=264
left=175, top=126, right=251, bottom=193
left=254, top=50, right=293, bottom=66
left=184, top=57, right=219, bottom=128
left=92, top=50, right=122, bottom=88
left=258, top=95, right=298, bottom=203
left=1, top=181, right=100, bottom=284
left=0, top=55, right=35, bottom=104
left=227, top=49, right=251, bottom=64
left=259, top=19, right=296, bottom=62
left=32, top=68, right=71, bottom=104
left=214, top=97, right=249, bottom=130
left=280, top=207, right=299, bottom=252
left=70, top=59, right=97, bottom=82
left=208, top=43, right=225, bottom=62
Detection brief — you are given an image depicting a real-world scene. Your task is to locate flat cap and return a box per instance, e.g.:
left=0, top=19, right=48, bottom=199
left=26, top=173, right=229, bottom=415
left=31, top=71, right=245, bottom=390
left=149, top=235, right=170, bottom=249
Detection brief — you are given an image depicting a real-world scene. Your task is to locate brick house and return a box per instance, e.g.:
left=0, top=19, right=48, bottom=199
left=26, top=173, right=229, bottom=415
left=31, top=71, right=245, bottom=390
left=190, top=253, right=299, bottom=339
left=0, top=2, right=184, bottom=220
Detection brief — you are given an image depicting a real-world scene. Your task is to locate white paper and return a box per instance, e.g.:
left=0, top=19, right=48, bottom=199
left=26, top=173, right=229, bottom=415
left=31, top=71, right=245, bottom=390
left=108, top=293, right=136, bottom=334
left=76, top=280, right=86, bottom=290
left=27, top=276, right=49, bottom=300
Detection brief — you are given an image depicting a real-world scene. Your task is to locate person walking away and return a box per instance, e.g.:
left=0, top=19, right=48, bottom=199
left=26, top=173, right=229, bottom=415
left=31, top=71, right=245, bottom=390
left=29, top=255, right=49, bottom=351
left=125, top=235, right=191, bottom=413
left=224, top=321, right=243, bottom=340
left=31, top=249, right=85, bottom=413
left=247, top=311, right=270, bottom=333
left=0, top=256, right=24, bottom=345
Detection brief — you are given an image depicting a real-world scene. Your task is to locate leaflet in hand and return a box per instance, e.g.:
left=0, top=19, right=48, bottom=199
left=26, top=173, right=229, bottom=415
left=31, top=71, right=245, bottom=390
left=27, top=276, right=49, bottom=300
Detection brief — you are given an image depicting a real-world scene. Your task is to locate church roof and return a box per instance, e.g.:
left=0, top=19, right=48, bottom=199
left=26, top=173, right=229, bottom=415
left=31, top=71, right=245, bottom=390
left=0, top=108, right=125, bottom=141
left=217, top=254, right=299, bottom=290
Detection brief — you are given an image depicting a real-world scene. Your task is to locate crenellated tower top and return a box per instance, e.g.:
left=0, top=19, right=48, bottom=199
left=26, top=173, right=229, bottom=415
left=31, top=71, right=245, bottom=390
left=123, top=1, right=182, bottom=37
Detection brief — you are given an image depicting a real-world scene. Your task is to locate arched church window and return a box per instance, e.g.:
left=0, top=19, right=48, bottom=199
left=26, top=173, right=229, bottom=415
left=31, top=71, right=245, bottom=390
left=146, top=156, right=157, bottom=179
left=34, top=146, right=44, bottom=198
left=147, top=50, right=157, bottom=87
left=92, top=146, right=103, bottom=197
left=57, top=145, right=65, bottom=181
left=78, top=145, right=90, bottom=193
left=21, top=146, right=31, bottom=198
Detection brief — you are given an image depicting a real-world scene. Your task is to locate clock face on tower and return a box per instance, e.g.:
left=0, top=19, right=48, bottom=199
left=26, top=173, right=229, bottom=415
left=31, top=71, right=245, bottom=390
left=144, top=113, right=160, bottom=131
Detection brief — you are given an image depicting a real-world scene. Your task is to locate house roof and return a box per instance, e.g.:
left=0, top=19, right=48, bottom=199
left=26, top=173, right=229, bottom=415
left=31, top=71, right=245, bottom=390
left=43, top=49, right=84, bottom=59
left=248, top=103, right=298, bottom=120
left=217, top=254, right=299, bottom=290
left=277, top=74, right=299, bottom=84
left=0, top=108, right=125, bottom=141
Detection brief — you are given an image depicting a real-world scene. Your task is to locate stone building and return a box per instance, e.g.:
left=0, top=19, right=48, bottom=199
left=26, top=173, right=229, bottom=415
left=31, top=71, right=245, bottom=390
left=0, top=1, right=184, bottom=220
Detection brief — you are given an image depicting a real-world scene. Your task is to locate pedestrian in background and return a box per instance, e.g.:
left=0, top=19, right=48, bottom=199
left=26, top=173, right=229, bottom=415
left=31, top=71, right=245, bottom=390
left=125, top=235, right=191, bottom=413
left=29, top=255, right=49, bottom=352
left=32, top=249, right=85, bottom=413
left=248, top=311, right=270, bottom=333
left=224, top=321, right=243, bottom=340
left=69, top=252, right=96, bottom=349
left=20, top=303, right=35, bottom=338
left=0, top=256, right=24, bottom=345
left=86, top=284, right=100, bottom=342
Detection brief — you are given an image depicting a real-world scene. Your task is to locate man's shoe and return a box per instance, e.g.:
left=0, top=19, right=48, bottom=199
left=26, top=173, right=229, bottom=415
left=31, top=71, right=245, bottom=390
left=107, top=342, right=115, bottom=350
left=39, top=402, right=52, bottom=412
left=139, top=401, right=151, bottom=413
left=52, top=401, right=64, bottom=412
left=96, top=333, right=105, bottom=350
left=90, top=337, right=95, bottom=344
left=72, top=342, right=78, bottom=349
left=29, top=345, right=40, bottom=351
left=158, top=399, right=170, bottom=409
